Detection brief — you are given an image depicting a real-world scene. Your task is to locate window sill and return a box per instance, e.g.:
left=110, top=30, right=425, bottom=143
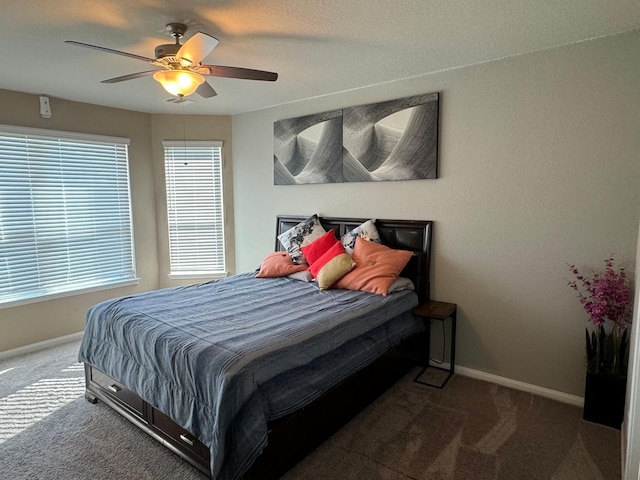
left=0, top=278, right=141, bottom=310
left=167, top=272, right=228, bottom=280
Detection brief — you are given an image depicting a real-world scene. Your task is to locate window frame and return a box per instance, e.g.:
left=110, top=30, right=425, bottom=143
left=163, top=140, right=227, bottom=279
left=0, top=124, right=138, bottom=309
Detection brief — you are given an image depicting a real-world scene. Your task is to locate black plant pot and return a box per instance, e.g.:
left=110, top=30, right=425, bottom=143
left=583, top=372, right=627, bottom=429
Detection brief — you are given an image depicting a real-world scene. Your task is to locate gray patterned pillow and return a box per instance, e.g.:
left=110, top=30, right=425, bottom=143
left=277, top=214, right=327, bottom=264
left=341, top=219, right=381, bottom=255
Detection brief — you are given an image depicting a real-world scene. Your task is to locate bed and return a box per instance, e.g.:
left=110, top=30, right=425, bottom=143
left=79, top=215, right=433, bottom=479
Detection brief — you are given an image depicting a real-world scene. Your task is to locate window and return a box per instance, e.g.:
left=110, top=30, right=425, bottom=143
left=163, top=141, right=226, bottom=277
left=0, top=125, right=137, bottom=307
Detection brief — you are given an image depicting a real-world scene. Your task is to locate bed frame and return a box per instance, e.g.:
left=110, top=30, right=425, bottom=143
left=83, top=215, right=433, bottom=479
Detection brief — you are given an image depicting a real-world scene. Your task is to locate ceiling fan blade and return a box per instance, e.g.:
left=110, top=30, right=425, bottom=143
left=65, top=40, right=154, bottom=63
left=177, top=32, right=219, bottom=65
left=196, top=81, right=217, bottom=98
left=200, top=65, right=278, bottom=81
left=101, top=70, right=157, bottom=83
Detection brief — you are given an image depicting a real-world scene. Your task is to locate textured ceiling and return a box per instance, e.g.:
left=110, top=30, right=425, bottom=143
left=2, top=0, right=639, bottom=115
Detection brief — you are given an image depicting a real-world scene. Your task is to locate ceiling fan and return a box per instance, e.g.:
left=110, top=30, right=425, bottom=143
left=66, top=23, right=278, bottom=99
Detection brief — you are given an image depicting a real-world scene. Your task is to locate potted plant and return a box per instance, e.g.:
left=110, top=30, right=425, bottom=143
left=568, top=257, right=633, bottom=429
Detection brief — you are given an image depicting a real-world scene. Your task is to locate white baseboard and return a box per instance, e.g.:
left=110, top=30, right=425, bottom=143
left=450, top=363, right=584, bottom=406
left=0, top=331, right=84, bottom=361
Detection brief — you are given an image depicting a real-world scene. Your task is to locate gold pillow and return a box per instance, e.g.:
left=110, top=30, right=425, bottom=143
left=309, top=241, right=356, bottom=289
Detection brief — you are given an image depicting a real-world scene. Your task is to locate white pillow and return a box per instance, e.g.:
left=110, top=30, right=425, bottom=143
left=287, top=270, right=314, bottom=282
left=388, top=276, right=415, bottom=293
left=277, top=214, right=327, bottom=264
left=341, top=219, right=381, bottom=255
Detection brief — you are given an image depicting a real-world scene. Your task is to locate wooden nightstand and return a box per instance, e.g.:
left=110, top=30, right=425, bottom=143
left=413, top=300, right=457, bottom=388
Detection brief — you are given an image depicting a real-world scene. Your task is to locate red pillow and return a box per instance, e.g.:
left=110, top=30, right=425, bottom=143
left=256, top=251, right=308, bottom=278
left=309, top=241, right=355, bottom=289
left=301, top=230, right=338, bottom=265
left=334, top=237, right=413, bottom=295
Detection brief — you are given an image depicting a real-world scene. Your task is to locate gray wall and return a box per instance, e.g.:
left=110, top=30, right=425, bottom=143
left=151, top=114, right=235, bottom=288
left=0, top=91, right=233, bottom=351
left=0, top=90, right=158, bottom=351
left=231, top=31, right=640, bottom=397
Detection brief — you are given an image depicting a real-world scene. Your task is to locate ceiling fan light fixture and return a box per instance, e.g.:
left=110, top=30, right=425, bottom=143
left=153, top=69, right=204, bottom=97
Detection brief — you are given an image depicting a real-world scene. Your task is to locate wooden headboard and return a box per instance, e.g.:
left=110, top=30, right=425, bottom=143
left=275, top=215, right=433, bottom=302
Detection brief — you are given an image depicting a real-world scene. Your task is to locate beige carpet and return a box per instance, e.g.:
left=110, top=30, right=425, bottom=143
left=1, top=340, right=621, bottom=479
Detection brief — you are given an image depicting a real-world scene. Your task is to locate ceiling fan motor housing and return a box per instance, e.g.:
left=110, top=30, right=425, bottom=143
left=155, top=43, right=181, bottom=59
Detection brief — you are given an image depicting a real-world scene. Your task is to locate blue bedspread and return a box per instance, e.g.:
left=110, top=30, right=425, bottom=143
left=78, top=272, right=421, bottom=479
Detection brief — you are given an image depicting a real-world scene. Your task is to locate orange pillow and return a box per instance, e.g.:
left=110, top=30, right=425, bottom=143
left=334, top=237, right=413, bottom=295
left=301, top=230, right=338, bottom=265
left=256, top=251, right=309, bottom=278
left=309, top=241, right=356, bottom=289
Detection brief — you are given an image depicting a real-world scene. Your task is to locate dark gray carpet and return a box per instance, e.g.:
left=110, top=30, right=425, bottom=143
left=1, top=340, right=621, bottom=479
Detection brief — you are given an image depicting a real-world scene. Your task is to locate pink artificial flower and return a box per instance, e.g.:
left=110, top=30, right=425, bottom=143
left=568, top=257, right=632, bottom=330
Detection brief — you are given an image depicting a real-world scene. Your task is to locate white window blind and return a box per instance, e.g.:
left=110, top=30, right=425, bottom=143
left=0, top=125, right=136, bottom=307
left=163, top=141, right=226, bottom=277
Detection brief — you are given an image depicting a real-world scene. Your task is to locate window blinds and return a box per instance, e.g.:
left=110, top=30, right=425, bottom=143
left=163, top=141, right=226, bottom=276
left=0, top=126, right=136, bottom=306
